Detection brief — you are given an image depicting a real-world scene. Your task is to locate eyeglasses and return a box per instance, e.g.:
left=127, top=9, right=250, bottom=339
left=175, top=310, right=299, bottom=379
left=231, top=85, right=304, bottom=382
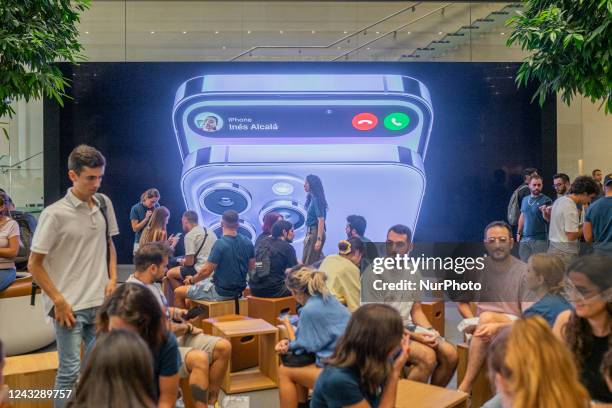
left=484, top=236, right=511, bottom=243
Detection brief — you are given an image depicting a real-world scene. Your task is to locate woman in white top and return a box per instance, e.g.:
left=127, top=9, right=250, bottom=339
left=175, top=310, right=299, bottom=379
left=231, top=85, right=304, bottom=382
left=0, top=193, right=20, bottom=291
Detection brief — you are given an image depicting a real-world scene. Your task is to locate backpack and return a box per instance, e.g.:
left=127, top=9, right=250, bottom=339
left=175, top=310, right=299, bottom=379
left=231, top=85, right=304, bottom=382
left=9, top=211, right=37, bottom=271
left=507, top=185, right=528, bottom=226
left=251, top=237, right=274, bottom=283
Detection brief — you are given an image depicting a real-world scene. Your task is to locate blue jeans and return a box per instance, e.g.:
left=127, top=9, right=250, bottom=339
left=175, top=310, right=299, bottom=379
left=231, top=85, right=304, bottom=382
left=53, top=307, right=98, bottom=408
left=0, top=267, right=16, bottom=292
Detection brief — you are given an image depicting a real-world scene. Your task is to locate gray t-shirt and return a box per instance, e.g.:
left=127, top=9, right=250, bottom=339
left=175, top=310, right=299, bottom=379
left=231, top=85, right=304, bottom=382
left=549, top=195, right=580, bottom=254
left=31, top=190, right=119, bottom=317
left=360, top=261, right=422, bottom=325
left=184, top=225, right=216, bottom=271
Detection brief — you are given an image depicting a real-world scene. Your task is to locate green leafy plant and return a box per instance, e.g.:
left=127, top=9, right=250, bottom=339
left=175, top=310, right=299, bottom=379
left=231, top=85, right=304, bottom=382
left=507, top=0, right=612, bottom=113
left=0, top=0, right=90, bottom=118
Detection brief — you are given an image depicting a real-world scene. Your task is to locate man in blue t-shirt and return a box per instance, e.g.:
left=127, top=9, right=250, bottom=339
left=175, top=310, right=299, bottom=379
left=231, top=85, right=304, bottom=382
left=584, top=174, right=612, bottom=256
left=517, top=175, right=552, bottom=262
left=174, top=210, right=255, bottom=306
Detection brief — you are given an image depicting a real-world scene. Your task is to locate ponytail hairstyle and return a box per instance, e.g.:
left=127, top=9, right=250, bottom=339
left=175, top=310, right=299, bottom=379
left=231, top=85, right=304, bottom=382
left=140, top=188, right=160, bottom=204
left=285, top=266, right=329, bottom=298
left=528, top=253, right=566, bottom=295
left=338, top=237, right=364, bottom=257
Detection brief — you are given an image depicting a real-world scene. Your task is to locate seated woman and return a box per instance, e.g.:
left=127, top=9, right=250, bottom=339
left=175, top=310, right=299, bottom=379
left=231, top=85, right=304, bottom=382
left=319, top=237, right=363, bottom=312
left=97, top=283, right=181, bottom=408
left=522, top=253, right=572, bottom=325
left=311, top=304, right=410, bottom=408
left=250, top=220, right=298, bottom=298
left=553, top=253, right=612, bottom=404
left=0, top=193, right=19, bottom=292
left=275, top=266, right=351, bottom=408
left=139, top=206, right=179, bottom=249
left=67, top=330, right=156, bottom=408
left=485, top=316, right=589, bottom=408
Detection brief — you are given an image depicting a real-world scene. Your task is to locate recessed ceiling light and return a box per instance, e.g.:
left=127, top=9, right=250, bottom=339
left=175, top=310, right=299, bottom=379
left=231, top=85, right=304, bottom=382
left=279, top=30, right=284, bottom=34
left=222, top=46, right=227, bottom=50
left=407, top=31, right=411, bottom=35
left=150, top=31, right=155, bottom=34
left=182, top=31, right=187, bottom=34
left=311, top=30, right=316, bottom=34
left=366, top=47, right=371, bottom=50
left=84, top=31, right=89, bottom=34
left=438, top=32, right=443, bottom=35
left=343, top=31, right=348, bottom=34
left=214, top=31, right=219, bottom=34
left=337, top=46, right=341, bottom=49
left=247, top=30, right=251, bottom=34
left=500, top=32, right=506, bottom=35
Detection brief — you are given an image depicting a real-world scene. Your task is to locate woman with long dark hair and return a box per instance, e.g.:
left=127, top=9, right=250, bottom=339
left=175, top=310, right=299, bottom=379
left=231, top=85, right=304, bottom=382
left=311, top=304, right=410, bottom=408
left=97, top=283, right=181, bottom=408
left=130, top=188, right=160, bottom=253
left=303, top=175, right=328, bottom=265
left=553, top=253, right=612, bottom=403
left=67, top=330, right=156, bottom=408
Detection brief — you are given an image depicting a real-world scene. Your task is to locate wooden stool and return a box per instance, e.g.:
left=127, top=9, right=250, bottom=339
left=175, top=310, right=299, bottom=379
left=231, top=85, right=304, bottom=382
left=247, top=296, right=296, bottom=325
left=4, top=351, right=58, bottom=408
left=190, top=298, right=248, bottom=320
left=421, top=301, right=445, bottom=336
left=202, top=314, right=259, bottom=372
left=211, top=319, right=278, bottom=394
left=457, top=343, right=493, bottom=408
left=396, top=379, right=468, bottom=408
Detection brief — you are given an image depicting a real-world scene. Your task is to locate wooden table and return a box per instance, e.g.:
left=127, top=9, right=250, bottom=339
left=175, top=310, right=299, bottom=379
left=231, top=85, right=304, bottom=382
left=396, top=380, right=468, bottom=408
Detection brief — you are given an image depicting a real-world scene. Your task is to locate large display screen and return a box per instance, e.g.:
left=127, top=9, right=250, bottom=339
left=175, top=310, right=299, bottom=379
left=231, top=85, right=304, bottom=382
left=44, top=63, right=556, bottom=264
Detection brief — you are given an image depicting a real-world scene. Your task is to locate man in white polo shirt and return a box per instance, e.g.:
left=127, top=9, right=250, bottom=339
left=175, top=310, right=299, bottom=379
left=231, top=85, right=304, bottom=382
left=28, top=145, right=119, bottom=408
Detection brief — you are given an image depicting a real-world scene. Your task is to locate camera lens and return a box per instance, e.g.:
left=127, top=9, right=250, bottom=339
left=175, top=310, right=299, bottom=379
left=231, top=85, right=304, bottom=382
left=260, top=200, right=306, bottom=230
left=199, top=183, right=251, bottom=215
left=210, top=220, right=256, bottom=242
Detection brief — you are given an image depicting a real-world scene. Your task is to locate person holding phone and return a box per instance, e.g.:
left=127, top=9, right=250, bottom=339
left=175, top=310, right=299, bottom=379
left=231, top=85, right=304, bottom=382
left=311, top=304, right=410, bottom=408
left=130, top=188, right=160, bottom=254
left=28, top=145, right=119, bottom=408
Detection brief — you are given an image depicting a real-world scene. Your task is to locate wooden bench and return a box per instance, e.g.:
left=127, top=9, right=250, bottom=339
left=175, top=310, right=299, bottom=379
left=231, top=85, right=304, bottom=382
left=421, top=300, right=445, bottom=336
left=4, top=351, right=58, bottom=408
left=211, top=319, right=278, bottom=394
left=247, top=296, right=296, bottom=325
left=457, top=343, right=493, bottom=408
left=396, top=379, right=468, bottom=408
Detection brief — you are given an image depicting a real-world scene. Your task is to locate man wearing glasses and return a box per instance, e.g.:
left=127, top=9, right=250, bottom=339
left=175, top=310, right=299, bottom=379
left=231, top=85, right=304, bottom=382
left=457, top=221, right=533, bottom=395
left=361, top=224, right=458, bottom=387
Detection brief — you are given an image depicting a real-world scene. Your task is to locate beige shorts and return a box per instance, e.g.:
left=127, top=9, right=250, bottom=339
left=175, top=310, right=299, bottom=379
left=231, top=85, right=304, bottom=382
left=177, top=333, right=222, bottom=378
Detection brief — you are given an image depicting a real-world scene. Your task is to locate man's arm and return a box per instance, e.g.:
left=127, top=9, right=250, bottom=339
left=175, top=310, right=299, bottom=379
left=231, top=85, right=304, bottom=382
left=457, top=302, right=475, bottom=319
left=28, top=252, right=75, bottom=327
left=516, top=213, right=525, bottom=242
left=566, top=229, right=582, bottom=241
left=191, top=262, right=216, bottom=284
left=583, top=221, right=594, bottom=242
left=105, top=239, right=118, bottom=297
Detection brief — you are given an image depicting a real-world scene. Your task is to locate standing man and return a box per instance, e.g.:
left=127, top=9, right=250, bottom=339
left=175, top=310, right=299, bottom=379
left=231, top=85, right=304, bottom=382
left=548, top=176, right=599, bottom=267
left=166, top=210, right=216, bottom=300
left=345, top=214, right=379, bottom=273
left=28, top=145, right=119, bottom=407
left=507, top=167, right=538, bottom=226
left=517, top=174, right=552, bottom=261
left=584, top=173, right=612, bottom=256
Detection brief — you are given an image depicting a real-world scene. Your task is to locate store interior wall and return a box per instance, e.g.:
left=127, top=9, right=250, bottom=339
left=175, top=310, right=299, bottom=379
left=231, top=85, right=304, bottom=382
left=1, top=1, right=610, bottom=209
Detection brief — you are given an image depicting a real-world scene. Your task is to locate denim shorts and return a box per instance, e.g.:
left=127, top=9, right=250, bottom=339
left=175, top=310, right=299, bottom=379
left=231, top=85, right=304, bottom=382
left=0, top=267, right=16, bottom=292
left=187, top=278, right=234, bottom=301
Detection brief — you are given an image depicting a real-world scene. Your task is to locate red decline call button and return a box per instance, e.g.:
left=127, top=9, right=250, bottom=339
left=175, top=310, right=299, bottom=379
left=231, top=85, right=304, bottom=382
left=352, top=113, right=378, bottom=131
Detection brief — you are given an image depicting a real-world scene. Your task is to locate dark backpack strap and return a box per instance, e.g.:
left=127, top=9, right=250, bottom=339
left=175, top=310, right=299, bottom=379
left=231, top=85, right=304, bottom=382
left=95, top=193, right=111, bottom=276
left=30, top=281, right=38, bottom=306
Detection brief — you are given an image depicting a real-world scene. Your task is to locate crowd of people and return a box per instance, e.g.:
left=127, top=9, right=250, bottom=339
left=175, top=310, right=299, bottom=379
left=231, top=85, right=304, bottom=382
left=0, top=144, right=611, bottom=408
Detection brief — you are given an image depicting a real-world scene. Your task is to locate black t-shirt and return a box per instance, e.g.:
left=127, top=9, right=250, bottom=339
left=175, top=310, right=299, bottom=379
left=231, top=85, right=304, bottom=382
left=582, top=334, right=612, bottom=403
left=250, top=237, right=298, bottom=297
